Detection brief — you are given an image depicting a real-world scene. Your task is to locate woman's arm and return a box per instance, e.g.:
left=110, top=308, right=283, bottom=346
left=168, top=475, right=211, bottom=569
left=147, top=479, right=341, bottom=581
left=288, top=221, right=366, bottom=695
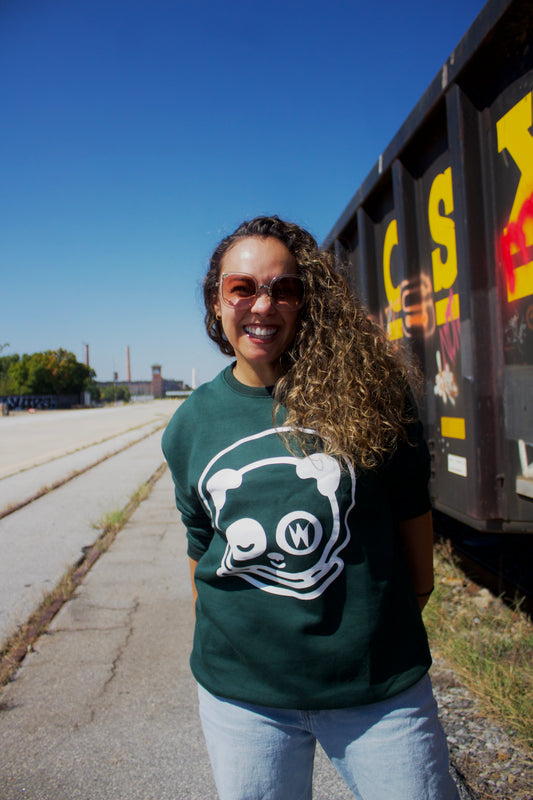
left=189, top=557, right=199, bottom=618
left=397, top=510, right=434, bottom=611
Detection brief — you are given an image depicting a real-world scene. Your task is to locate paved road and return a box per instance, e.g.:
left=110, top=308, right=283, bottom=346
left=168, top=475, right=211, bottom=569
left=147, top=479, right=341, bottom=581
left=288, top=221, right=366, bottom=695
left=0, top=402, right=180, bottom=646
left=0, top=401, right=178, bottom=478
left=0, top=417, right=167, bottom=515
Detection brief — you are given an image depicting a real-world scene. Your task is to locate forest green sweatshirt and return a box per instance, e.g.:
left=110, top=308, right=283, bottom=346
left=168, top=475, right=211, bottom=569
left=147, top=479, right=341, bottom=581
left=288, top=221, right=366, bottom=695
left=162, top=365, right=432, bottom=710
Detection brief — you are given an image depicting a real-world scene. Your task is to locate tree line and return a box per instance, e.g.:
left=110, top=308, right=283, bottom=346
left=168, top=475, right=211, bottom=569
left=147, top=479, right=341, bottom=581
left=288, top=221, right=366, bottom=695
left=0, top=349, right=95, bottom=397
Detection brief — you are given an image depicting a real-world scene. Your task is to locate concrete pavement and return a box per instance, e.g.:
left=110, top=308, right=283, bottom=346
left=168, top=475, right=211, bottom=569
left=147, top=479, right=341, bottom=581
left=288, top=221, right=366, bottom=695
left=0, top=468, right=353, bottom=800
left=0, top=417, right=167, bottom=516
left=0, top=402, right=176, bottom=479
left=0, top=430, right=172, bottom=644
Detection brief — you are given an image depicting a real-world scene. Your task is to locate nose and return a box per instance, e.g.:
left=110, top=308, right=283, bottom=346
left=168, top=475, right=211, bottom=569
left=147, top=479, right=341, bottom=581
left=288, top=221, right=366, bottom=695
left=250, top=287, right=274, bottom=312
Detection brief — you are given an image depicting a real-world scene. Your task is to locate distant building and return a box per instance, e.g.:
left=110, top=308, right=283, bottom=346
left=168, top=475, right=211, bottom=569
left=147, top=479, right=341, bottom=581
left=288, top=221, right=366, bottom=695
left=151, top=364, right=163, bottom=397
left=161, top=378, right=186, bottom=394
left=96, top=364, right=185, bottom=399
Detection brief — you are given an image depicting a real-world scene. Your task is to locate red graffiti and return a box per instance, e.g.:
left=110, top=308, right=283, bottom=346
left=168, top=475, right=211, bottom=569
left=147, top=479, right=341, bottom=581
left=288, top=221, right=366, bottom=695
left=439, top=288, right=460, bottom=368
left=500, top=193, right=533, bottom=293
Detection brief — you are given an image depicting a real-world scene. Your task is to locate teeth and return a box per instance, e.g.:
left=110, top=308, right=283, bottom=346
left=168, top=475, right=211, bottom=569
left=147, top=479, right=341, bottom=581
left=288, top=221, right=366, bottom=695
left=245, top=326, right=277, bottom=338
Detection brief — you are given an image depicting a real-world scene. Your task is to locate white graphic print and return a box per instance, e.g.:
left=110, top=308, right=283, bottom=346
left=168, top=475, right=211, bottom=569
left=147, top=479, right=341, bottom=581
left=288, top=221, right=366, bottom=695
left=198, top=428, right=356, bottom=599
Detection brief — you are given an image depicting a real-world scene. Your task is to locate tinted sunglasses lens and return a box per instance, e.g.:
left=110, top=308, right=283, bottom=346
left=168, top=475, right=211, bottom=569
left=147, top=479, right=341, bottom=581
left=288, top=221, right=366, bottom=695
left=272, top=276, right=304, bottom=307
left=222, top=274, right=257, bottom=305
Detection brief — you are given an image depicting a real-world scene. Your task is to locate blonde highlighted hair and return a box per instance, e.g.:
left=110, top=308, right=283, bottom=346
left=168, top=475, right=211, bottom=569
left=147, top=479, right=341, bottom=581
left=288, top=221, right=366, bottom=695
left=204, top=216, right=420, bottom=468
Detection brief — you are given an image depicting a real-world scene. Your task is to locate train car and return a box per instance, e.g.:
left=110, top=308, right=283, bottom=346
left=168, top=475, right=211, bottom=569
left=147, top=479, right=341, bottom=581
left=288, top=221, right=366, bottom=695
left=323, top=0, right=533, bottom=533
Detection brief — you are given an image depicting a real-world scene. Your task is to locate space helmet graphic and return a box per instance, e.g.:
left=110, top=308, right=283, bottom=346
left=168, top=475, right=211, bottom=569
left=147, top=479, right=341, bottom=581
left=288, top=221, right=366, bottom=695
left=198, top=427, right=356, bottom=599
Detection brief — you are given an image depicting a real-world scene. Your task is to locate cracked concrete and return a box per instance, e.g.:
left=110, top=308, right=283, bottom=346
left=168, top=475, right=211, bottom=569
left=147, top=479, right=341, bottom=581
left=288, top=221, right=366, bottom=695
left=0, top=429, right=173, bottom=644
left=98, top=598, right=140, bottom=699
left=0, top=468, right=354, bottom=799
left=0, top=470, right=218, bottom=800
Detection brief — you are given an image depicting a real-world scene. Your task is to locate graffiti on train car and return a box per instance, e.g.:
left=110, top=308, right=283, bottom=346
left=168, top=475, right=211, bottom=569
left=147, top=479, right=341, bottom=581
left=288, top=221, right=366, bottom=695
left=435, top=351, right=459, bottom=406
left=496, top=91, right=533, bottom=304
left=429, top=166, right=462, bottom=411
left=500, top=193, right=533, bottom=295
left=429, top=167, right=459, bottom=311
left=382, top=218, right=402, bottom=340
left=504, top=309, right=529, bottom=351
left=371, top=89, right=533, bottom=489
left=382, top=271, right=436, bottom=340
left=439, top=289, right=461, bottom=373
left=435, top=289, right=460, bottom=406
left=380, top=165, right=463, bottom=410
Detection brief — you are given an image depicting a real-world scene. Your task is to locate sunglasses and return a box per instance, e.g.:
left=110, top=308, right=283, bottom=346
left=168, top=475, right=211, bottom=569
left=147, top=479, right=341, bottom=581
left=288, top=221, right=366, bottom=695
left=219, top=273, right=305, bottom=310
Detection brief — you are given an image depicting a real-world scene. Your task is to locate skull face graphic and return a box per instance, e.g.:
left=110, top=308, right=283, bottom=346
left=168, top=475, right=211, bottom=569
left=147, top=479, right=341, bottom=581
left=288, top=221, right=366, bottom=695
left=198, top=428, right=356, bottom=599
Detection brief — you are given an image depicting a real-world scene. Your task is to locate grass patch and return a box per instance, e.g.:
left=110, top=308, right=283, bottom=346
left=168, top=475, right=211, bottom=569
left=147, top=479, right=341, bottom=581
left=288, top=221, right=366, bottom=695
left=0, top=463, right=167, bottom=690
left=425, top=540, right=533, bottom=752
left=92, top=507, right=128, bottom=534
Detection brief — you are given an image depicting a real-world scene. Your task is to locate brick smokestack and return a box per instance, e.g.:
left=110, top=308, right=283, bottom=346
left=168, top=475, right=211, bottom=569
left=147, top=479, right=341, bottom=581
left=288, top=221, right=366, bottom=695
left=84, top=344, right=90, bottom=366
left=126, top=346, right=131, bottom=382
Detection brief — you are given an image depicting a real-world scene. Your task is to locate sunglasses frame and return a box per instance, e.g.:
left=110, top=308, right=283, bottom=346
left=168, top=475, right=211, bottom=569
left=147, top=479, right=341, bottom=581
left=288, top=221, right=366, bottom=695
left=218, top=272, right=305, bottom=310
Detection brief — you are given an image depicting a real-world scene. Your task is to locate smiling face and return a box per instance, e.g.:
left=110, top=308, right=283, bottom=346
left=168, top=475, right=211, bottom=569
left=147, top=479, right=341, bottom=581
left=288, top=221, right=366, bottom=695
left=213, top=236, right=301, bottom=387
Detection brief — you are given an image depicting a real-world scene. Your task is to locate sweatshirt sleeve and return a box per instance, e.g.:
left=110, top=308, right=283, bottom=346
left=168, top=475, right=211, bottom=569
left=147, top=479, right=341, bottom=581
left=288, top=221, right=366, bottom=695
left=171, top=479, right=214, bottom=561
left=161, top=405, right=214, bottom=561
left=381, top=394, right=432, bottom=523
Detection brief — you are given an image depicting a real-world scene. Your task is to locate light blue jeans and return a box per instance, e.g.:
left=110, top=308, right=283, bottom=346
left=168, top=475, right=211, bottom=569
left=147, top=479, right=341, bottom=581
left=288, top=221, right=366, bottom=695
left=198, top=675, right=459, bottom=800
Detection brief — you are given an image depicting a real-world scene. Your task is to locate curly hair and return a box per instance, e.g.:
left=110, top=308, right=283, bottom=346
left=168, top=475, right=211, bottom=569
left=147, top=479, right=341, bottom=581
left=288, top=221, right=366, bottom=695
left=203, top=216, right=421, bottom=468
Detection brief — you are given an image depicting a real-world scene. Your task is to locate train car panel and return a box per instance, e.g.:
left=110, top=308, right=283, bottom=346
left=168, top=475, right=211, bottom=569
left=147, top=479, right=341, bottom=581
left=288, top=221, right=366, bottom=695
left=324, top=0, right=533, bottom=532
left=490, top=80, right=533, bottom=521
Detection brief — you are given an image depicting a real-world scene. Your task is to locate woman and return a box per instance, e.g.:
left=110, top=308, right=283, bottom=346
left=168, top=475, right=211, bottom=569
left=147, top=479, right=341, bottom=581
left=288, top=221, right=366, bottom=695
left=162, top=216, right=459, bottom=799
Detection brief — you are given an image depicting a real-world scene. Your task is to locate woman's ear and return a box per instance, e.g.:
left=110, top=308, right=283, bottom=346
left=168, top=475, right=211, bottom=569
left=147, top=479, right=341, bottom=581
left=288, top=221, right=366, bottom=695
left=213, top=294, right=221, bottom=320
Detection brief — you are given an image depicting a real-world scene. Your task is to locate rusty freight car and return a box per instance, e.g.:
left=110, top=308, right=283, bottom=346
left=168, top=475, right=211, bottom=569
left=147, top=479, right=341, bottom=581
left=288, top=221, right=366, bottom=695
left=324, top=0, right=533, bottom=533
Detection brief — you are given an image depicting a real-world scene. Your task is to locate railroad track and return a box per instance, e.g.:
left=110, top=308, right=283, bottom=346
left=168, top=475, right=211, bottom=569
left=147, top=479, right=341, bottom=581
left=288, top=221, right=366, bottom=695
left=0, top=406, right=177, bottom=650
left=0, top=416, right=167, bottom=519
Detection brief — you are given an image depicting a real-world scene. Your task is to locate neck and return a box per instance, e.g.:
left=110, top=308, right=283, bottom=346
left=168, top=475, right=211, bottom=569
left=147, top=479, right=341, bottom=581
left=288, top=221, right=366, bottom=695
left=233, top=360, right=282, bottom=388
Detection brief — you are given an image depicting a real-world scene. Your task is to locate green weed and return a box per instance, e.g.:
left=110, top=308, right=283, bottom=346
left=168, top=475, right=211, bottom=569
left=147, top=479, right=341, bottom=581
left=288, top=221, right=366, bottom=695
left=425, top=542, right=533, bottom=751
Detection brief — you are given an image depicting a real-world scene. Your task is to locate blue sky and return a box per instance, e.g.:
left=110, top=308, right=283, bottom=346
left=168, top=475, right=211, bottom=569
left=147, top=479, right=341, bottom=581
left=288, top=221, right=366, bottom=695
left=1, top=0, right=485, bottom=386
